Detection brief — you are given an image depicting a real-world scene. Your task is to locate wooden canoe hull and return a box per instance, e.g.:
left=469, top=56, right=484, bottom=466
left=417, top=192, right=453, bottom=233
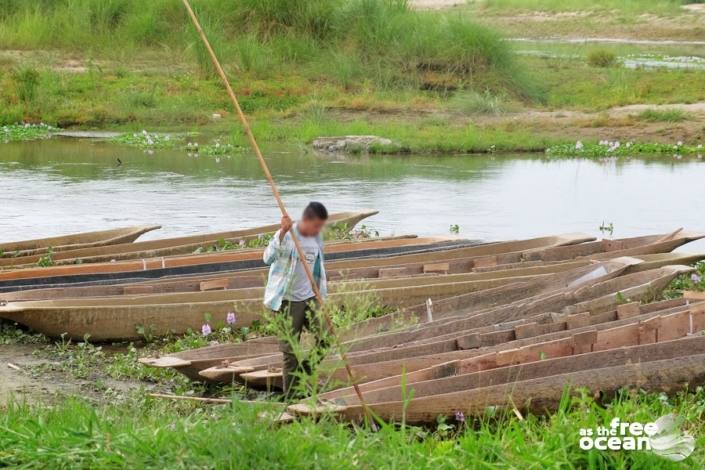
left=0, top=225, right=161, bottom=258
left=0, top=238, right=474, bottom=292
left=0, top=211, right=378, bottom=268
left=292, top=338, right=705, bottom=422
left=217, top=269, right=690, bottom=388
left=0, top=274, right=548, bottom=340
left=8, top=251, right=702, bottom=303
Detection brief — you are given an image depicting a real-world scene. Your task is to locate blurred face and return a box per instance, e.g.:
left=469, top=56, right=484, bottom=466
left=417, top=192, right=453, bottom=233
left=298, top=216, right=326, bottom=237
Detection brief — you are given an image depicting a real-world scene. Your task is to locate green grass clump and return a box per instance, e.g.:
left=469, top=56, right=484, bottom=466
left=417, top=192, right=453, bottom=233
left=587, top=49, right=618, bottom=68
left=637, top=108, right=690, bottom=122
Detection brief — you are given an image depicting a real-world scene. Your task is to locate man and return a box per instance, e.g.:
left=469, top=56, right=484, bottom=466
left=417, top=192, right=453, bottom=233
left=263, top=201, right=329, bottom=396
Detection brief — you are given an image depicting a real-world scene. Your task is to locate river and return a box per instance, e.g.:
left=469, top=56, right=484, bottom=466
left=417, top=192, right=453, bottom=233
left=1, top=139, right=704, bottom=251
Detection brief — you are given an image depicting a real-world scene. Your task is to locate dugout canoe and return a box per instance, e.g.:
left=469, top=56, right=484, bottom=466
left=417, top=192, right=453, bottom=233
left=0, top=232, right=595, bottom=292
left=0, top=268, right=560, bottom=341
left=0, top=232, right=603, bottom=299
left=7, top=250, right=703, bottom=303
left=139, top=336, right=281, bottom=382
left=204, top=266, right=690, bottom=386
left=290, top=326, right=705, bottom=422
left=323, top=229, right=702, bottom=272
left=0, top=225, right=160, bottom=258
left=0, top=236, right=471, bottom=291
left=200, top=297, right=690, bottom=386
left=319, top=295, right=696, bottom=387
left=319, top=299, right=702, bottom=402
left=0, top=211, right=378, bottom=268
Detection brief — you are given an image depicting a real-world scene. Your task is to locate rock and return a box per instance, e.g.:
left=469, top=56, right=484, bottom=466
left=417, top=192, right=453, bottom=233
left=312, top=135, right=393, bottom=154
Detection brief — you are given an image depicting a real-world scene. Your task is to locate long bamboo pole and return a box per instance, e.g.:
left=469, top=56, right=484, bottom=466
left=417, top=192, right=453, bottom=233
left=180, top=0, right=374, bottom=423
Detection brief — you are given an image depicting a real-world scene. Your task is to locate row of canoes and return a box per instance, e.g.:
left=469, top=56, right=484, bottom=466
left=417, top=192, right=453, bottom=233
left=0, top=211, right=379, bottom=268
left=3, top=221, right=705, bottom=424
left=130, top=232, right=705, bottom=424
left=3, top=229, right=701, bottom=341
left=195, top=260, right=692, bottom=385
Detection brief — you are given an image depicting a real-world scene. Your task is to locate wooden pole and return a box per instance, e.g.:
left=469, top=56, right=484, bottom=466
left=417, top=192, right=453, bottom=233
left=180, top=0, right=374, bottom=423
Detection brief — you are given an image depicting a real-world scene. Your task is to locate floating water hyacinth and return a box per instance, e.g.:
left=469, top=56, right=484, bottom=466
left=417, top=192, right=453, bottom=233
left=226, top=312, right=236, bottom=325
left=112, top=130, right=181, bottom=149
left=201, top=323, right=212, bottom=336
left=547, top=140, right=705, bottom=158
left=454, top=410, right=465, bottom=422
left=1, top=122, right=57, bottom=143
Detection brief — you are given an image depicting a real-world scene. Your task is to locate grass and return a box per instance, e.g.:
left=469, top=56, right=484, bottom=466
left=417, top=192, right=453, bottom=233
left=0, top=0, right=536, bottom=98
left=587, top=49, right=618, bottom=68
left=636, top=108, right=691, bottom=122
left=2, top=388, right=705, bottom=468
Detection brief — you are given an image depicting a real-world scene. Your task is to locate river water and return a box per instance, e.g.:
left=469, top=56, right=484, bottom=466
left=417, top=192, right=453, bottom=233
left=1, top=139, right=704, bottom=252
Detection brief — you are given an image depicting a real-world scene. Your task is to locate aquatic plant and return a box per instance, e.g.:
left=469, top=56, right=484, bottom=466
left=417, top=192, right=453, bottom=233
left=547, top=141, right=705, bottom=158
left=111, top=130, right=180, bottom=149
left=1, top=123, right=57, bottom=143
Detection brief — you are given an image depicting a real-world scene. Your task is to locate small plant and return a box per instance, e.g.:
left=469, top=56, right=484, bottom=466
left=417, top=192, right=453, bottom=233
left=449, top=224, right=460, bottom=235
left=598, top=221, right=614, bottom=236
left=587, top=49, right=617, bottom=68
left=36, top=248, right=55, bottom=268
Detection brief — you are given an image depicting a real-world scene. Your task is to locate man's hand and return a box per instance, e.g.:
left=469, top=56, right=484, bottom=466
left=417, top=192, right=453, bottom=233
left=279, top=215, right=293, bottom=241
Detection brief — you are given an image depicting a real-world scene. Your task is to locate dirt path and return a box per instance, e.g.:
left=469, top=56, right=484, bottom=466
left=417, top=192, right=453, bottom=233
left=0, top=344, right=72, bottom=404
left=410, top=0, right=467, bottom=9
left=0, top=343, right=151, bottom=406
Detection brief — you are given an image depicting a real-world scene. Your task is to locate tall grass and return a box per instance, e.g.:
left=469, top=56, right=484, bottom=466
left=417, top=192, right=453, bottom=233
left=0, top=0, right=538, bottom=100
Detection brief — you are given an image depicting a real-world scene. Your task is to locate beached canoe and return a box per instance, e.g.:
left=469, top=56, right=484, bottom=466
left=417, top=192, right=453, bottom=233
left=138, top=254, right=702, bottom=382
left=0, top=232, right=593, bottom=292
left=201, top=265, right=689, bottom=386
left=0, top=236, right=471, bottom=291
left=0, top=269, right=555, bottom=341
left=289, top=315, right=705, bottom=422
left=0, top=210, right=378, bottom=268
left=11, top=250, right=699, bottom=303
left=0, top=225, right=160, bottom=258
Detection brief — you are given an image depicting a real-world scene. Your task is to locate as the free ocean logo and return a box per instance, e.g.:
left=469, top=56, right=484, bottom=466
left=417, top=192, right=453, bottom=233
left=578, top=414, right=694, bottom=462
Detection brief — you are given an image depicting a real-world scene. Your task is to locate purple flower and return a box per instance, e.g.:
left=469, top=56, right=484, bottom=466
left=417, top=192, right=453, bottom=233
left=455, top=410, right=465, bottom=422
left=692, top=273, right=702, bottom=284
left=201, top=323, right=212, bottom=336
left=226, top=311, right=236, bottom=325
